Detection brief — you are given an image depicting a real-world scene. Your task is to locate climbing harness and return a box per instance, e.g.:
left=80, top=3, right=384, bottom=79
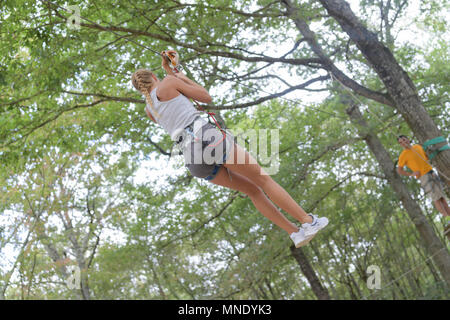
left=160, top=49, right=227, bottom=147
left=171, top=119, right=201, bottom=147
left=191, top=100, right=227, bottom=147
left=160, top=49, right=228, bottom=150
left=169, top=118, right=232, bottom=181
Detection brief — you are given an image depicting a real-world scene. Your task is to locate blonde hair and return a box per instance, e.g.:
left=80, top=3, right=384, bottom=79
left=131, top=69, right=160, bottom=120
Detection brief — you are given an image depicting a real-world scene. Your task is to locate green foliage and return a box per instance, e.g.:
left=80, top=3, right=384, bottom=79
left=0, top=0, right=448, bottom=300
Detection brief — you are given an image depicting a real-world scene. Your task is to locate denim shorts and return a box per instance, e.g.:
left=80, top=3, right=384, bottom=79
left=179, top=118, right=234, bottom=180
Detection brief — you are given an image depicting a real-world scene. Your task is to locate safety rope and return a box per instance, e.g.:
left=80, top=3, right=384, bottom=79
left=41, top=0, right=161, bottom=56
left=39, top=1, right=450, bottom=296
left=42, top=0, right=448, bottom=179
left=41, top=0, right=228, bottom=145
left=41, top=0, right=345, bottom=123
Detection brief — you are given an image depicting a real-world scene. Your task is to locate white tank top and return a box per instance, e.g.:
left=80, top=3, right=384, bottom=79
left=146, top=87, right=203, bottom=138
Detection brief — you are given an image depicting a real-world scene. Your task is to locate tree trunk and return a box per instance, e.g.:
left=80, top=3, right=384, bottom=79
left=346, top=104, right=450, bottom=287
left=318, top=0, right=450, bottom=185
left=309, top=241, right=340, bottom=298
left=290, top=245, right=331, bottom=300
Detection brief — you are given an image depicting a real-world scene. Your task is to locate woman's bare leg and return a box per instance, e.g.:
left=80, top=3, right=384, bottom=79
left=210, top=167, right=299, bottom=234
left=224, top=143, right=313, bottom=224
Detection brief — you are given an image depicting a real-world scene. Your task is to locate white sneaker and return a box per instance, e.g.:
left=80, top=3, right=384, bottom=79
left=302, top=214, right=329, bottom=238
left=290, top=228, right=311, bottom=248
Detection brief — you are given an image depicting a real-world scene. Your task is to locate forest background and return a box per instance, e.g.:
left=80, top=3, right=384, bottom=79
left=0, top=0, right=449, bottom=299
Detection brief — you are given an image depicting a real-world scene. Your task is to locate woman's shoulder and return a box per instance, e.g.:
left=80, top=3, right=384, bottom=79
left=161, top=74, right=178, bottom=84
left=156, top=76, right=185, bottom=101
left=158, top=74, right=180, bottom=91
left=157, top=75, right=179, bottom=92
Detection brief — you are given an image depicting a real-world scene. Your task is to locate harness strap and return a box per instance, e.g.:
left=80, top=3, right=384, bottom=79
left=429, top=145, right=450, bottom=160
left=423, top=136, right=446, bottom=150
left=204, top=153, right=229, bottom=181
left=192, top=100, right=226, bottom=147
left=423, top=136, right=450, bottom=160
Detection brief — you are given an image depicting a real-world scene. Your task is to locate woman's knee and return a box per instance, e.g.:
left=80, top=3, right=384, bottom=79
left=211, top=168, right=263, bottom=198
left=241, top=182, right=264, bottom=198
left=250, top=172, right=273, bottom=190
left=231, top=174, right=264, bottom=197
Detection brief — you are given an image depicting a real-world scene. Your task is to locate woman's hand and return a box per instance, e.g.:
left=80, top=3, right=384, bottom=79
left=161, top=50, right=176, bottom=75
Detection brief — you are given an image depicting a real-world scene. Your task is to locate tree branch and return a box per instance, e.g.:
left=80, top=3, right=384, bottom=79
left=208, top=75, right=330, bottom=110
left=157, top=191, right=239, bottom=250
left=62, top=91, right=144, bottom=104
left=281, top=0, right=395, bottom=107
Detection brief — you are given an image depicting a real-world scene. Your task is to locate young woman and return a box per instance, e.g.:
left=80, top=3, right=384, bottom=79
left=131, top=51, right=328, bottom=247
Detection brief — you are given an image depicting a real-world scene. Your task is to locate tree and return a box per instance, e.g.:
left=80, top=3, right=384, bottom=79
left=290, top=245, right=331, bottom=299
left=316, top=0, right=450, bottom=184
left=1, top=0, right=448, bottom=300
left=346, top=103, right=450, bottom=286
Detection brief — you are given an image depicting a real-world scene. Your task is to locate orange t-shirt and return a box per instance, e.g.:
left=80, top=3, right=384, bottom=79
left=398, top=144, right=432, bottom=178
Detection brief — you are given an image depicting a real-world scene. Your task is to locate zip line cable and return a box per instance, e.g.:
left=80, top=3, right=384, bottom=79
left=39, top=0, right=449, bottom=296
left=41, top=0, right=345, bottom=122
left=41, top=0, right=449, bottom=181
left=41, top=0, right=230, bottom=143
left=41, top=0, right=162, bottom=56
left=41, top=1, right=448, bottom=150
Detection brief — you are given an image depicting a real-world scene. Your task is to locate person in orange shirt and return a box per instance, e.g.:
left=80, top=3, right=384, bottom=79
left=397, top=135, right=450, bottom=235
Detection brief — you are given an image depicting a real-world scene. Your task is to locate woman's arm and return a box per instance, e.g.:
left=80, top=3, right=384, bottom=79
left=173, top=72, right=212, bottom=103
left=160, top=51, right=212, bottom=103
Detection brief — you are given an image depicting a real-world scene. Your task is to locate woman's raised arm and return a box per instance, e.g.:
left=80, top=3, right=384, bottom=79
left=171, top=72, right=212, bottom=103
